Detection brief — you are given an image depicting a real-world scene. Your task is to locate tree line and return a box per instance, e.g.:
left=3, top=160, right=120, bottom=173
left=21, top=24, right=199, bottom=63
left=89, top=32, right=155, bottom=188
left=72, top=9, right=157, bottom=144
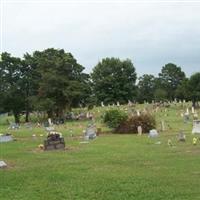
left=0, top=48, right=199, bottom=123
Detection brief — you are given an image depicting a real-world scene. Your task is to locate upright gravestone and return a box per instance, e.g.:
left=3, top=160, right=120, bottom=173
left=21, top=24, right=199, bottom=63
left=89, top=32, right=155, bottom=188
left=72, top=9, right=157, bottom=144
left=192, top=120, right=200, bottom=134
left=48, top=118, right=53, bottom=126
left=85, top=125, right=96, bottom=140
left=161, top=120, right=166, bottom=131
left=178, top=131, right=186, bottom=142
left=101, top=101, right=104, bottom=107
left=184, top=112, right=190, bottom=123
left=192, top=107, right=195, bottom=114
left=128, top=100, right=132, bottom=106
left=137, top=126, right=142, bottom=136
left=193, top=112, right=198, bottom=120
left=117, top=101, right=120, bottom=107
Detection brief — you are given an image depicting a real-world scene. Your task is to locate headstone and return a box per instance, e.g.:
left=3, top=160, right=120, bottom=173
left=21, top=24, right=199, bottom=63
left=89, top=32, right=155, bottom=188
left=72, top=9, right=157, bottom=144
left=137, top=126, right=142, bottom=135
left=184, top=113, right=189, bottom=123
left=0, top=134, right=13, bottom=143
left=45, top=126, right=55, bottom=132
left=149, top=129, right=158, bottom=138
left=168, top=139, right=172, bottom=146
left=192, top=120, right=200, bottom=134
left=136, top=110, right=140, bottom=116
left=128, top=100, right=132, bottom=106
left=48, top=118, right=53, bottom=126
left=117, top=101, right=120, bottom=107
left=44, top=132, right=65, bottom=150
left=178, top=131, right=186, bottom=142
left=0, top=161, right=7, bottom=168
left=9, top=123, right=19, bottom=130
left=192, top=107, right=195, bottom=114
left=186, top=108, right=189, bottom=115
left=85, top=125, right=96, bottom=140
left=101, top=101, right=104, bottom=107
left=161, top=120, right=165, bottom=131
left=193, top=112, right=198, bottom=120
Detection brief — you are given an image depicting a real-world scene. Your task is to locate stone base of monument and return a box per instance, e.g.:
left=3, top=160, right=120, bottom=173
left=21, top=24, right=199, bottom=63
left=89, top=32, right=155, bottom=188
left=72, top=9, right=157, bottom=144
left=44, top=132, right=65, bottom=150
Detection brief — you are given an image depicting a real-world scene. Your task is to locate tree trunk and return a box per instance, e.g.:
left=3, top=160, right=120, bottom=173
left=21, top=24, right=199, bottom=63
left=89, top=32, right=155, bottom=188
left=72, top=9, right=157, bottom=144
left=47, top=110, right=53, bottom=119
left=25, top=111, right=29, bottom=122
left=192, top=99, right=197, bottom=108
left=13, top=112, right=20, bottom=124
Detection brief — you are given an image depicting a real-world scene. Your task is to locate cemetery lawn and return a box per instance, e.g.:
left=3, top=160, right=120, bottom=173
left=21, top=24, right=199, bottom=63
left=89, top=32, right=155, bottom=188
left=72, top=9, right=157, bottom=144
left=0, top=105, right=200, bottom=200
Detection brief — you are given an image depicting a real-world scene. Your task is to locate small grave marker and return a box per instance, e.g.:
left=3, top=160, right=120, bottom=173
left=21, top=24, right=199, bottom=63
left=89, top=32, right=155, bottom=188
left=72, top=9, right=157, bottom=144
left=0, top=161, right=7, bottom=168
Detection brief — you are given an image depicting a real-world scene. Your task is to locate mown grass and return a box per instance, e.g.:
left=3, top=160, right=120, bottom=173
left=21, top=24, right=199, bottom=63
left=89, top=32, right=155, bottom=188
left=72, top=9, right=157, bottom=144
left=0, top=104, right=200, bottom=200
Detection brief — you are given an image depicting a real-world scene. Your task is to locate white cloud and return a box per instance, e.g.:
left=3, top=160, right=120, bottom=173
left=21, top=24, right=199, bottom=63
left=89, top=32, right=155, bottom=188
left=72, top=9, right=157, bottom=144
left=1, top=1, right=200, bottom=76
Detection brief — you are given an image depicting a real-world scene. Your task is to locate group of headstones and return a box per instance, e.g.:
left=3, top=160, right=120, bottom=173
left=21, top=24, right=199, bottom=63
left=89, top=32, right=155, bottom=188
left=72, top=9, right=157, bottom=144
left=66, top=111, right=94, bottom=121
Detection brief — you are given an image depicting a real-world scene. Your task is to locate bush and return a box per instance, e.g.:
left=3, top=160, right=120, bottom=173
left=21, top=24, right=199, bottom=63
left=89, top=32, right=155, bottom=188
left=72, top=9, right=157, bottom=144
left=103, top=109, right=128, bottom=129
left=116, top=114, right=156, bottom=134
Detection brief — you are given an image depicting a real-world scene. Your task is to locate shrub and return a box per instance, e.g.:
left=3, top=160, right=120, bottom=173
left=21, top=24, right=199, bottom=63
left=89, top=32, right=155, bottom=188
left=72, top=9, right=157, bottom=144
left=116, top=114, right=156, bottom=134
left=103, top=109, right=128, bottom=129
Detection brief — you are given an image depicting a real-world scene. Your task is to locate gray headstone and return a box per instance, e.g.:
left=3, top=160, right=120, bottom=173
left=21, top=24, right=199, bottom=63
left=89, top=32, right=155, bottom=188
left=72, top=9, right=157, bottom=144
left=85, top=126, right=96, bottom=139
left=0, top=134, right=13, bottom=143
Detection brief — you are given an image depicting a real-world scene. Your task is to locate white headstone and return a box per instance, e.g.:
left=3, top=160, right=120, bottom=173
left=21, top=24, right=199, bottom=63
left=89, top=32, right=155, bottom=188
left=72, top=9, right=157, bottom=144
left=149, top=129, right=159, bottom=138
left=192, top=107, right=195, bottom=114
left=137, top=126, right=142, bottom=135
left=117, top=101, right=120, bottom=107
left=101, top=101, right=104, bottom=107
left=161, top=120, right=165, bottom=131
left=0, top=161, right=7, bottom=168
left=48, top=118, right=53, bottom=126
left=137, top=110, right=140, bottom=116
left=192, top=120, right=200, bottom=134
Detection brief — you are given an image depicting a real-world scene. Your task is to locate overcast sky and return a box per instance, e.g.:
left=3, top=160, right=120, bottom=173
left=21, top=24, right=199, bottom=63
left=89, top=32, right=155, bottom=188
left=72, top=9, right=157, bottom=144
left=1, top=0, right=200, bottom=77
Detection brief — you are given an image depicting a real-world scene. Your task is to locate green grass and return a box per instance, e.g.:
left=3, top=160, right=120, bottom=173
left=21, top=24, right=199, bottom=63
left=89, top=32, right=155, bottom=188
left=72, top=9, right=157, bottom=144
left=0, top=104, right=200, bottom=200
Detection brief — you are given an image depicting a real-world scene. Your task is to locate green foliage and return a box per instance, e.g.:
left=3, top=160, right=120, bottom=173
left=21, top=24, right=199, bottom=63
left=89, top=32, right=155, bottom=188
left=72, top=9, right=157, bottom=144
left=91, top=57, right=137, bottom=104
left=116, top=114, right=156, bottom=133
left=159, top=63, right=186, bottom=100
left=154, top=88, right=168, bottom=101
left=103, top=109, right=128, bottom=129
left=28, top=48, right=91, bottom=118
left=188, top=72, right=200, bottom=107
left=137, top=74, right=156, bottom=103
left=0, top=52, right=25, bottom=123
left=175, top=78, right=190, bottom=100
